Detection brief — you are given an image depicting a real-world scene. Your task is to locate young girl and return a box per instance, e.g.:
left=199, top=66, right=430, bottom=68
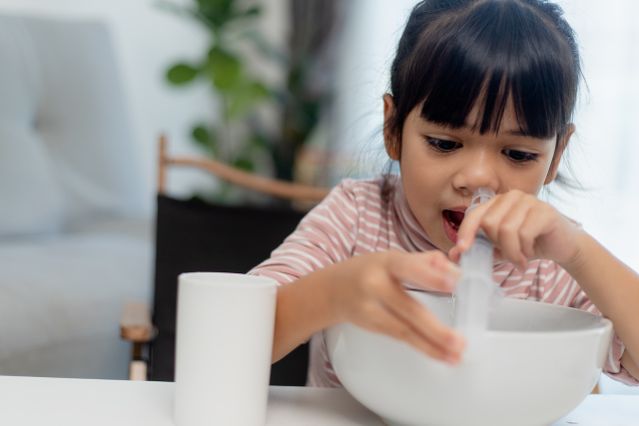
left=250, top=0, right=639, bottom=388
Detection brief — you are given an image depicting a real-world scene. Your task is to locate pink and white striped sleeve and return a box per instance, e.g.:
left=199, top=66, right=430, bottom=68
left=542, top=261, right=639, bottom=385
left=248, top=180, right=359, bottom=285
left=571, top=288, right=638, bottom=385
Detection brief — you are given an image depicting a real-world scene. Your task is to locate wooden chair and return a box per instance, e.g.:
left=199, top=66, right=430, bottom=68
left=120, top=135, right=330, bottom=383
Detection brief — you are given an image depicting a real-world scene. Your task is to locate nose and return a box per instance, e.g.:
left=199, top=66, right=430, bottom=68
left=451, top=152, right=499, bottom=196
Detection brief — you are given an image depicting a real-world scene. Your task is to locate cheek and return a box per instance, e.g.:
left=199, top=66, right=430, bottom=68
left=505, top=167, right=552, bottom=195
left=400, top=144, right=449, bottom=194
left=400, top=161, right=445, bottom=218
left=525, top=158, right=556, bottom=190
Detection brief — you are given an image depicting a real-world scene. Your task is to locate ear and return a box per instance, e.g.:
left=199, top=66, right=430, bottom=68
left=544, top=123, right=575, bottom=184
left=383, top=94, right=401, bottom=161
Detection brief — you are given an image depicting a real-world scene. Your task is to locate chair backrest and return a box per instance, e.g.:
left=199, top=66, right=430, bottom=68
left=149, top=137, right=329, bottom=384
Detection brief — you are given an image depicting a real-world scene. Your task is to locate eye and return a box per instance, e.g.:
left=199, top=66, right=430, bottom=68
left=503, top=149, right=539, bottom=163
left=426, top=137, right=461, bottom=153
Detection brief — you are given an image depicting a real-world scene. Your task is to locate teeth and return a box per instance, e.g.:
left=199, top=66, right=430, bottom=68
left=444, top=210, right=464, bottom=229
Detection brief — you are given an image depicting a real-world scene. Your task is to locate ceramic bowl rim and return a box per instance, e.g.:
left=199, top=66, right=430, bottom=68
left=405, top=289, right=613, bottom=338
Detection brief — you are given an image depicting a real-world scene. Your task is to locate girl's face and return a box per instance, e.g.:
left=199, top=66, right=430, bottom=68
left=384, top=95, right=573, bottom=253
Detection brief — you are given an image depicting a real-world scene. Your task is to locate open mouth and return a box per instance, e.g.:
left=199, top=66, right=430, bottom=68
left=442, top=209, right=465, bottom=243
left=443, top=209, right=465, bottom=231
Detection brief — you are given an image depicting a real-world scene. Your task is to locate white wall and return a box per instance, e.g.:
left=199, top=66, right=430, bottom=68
left=328, top=0, right=414, bottom=180
left=0, top=0, right=287, bottom=212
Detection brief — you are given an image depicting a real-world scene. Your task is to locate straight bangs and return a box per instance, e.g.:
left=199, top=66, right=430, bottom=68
left=394, top=1, right=579, bottom=139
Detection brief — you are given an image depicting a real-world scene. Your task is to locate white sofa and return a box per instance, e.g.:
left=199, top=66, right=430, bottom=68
left=0, top=14, right=151, bottom=379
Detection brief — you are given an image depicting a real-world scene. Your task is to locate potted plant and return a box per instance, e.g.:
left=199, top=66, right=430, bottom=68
left=161, top=0, right=336, bottom=200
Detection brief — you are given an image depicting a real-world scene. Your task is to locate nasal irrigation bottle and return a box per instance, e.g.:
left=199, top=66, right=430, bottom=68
left=453, top=188, right=498, bottom=358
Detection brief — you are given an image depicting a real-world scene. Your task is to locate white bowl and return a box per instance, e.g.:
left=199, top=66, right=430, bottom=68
left=326, top=291, right=613, bottom=426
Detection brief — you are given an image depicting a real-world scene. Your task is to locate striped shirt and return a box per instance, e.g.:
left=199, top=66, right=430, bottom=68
left=249, top=176, right=637, bottom=387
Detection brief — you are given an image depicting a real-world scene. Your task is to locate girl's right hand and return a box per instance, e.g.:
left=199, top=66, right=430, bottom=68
left=329, top=250, right=465, bottom=364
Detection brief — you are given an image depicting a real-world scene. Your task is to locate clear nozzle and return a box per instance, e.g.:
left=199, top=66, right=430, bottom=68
left=464, top=187, right=495, bottom=243
left=460, top=187, right=495, bottom=276
left=467, top=187, right=495, bottom=215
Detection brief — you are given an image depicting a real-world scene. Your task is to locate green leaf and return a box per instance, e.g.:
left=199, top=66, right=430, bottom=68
left=226, top=81, right=270, bottom=119
left=206, top=47, right=242, bottom=90
left=249, top=133, right=270, bottom=151
left=191, top=124, right=217, bottom=154
left=167, top=63, right=199, bottom=85
left=249, top=81, right=270, bottom=98
left=199, top=0, right=233, bottom=13
left=191, top=124, right=210, bottom=145
left=232, top=156, right=255, bottom=172
left=196, top=0, right=235, bottom=28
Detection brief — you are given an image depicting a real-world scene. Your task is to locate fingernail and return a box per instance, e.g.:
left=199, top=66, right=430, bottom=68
left=448, top=248, right=459, bottom=262
left=448, top=334, right=465, bottom=351
left=445, top=354, right=461, bottom=365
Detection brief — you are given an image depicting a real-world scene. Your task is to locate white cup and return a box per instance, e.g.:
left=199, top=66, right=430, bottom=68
left=174, top=272, right=277, bottom=426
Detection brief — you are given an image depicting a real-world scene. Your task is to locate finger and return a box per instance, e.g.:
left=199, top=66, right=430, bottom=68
left=382, top=285, right=465, bottom=358
left=425, top=250, right=462, bottom=290
left=493, top=247, right=506, bottom=263
left=474, top=191, right=525, bottom=244
left=519, top=206, right=551, bottom=259
left=452, top=240, right=506, bottom=264
left=448, top=246, right=461, bottom=263
left=496, top=198, right=532, bottom=270
left=388, top=251, right=461, bottom=292
left=367, top=306, right=459, bottom=364
left=455, top=198, right=495, bottom=252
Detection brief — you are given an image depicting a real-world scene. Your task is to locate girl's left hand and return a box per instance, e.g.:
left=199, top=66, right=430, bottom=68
left=448, top=190, right=583, bottom=269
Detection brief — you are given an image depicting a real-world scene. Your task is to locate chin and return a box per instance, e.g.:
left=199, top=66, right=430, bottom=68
left=439, top=241, right=454, bottom=254
left=429, top=235, right=452, bottom=253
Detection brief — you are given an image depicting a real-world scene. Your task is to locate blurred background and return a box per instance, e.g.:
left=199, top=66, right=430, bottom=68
left=0, top=0, right=636, bottom=392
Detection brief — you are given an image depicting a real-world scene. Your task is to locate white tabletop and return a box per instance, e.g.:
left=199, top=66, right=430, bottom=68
left=0, top=375, right=637, bottom=425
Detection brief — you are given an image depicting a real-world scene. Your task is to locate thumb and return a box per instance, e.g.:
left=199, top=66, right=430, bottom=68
left=448, top=246, right=461, bottom=263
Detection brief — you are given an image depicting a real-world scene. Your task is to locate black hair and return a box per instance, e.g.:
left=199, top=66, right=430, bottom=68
left=386, top=0, right=581, bottom=146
